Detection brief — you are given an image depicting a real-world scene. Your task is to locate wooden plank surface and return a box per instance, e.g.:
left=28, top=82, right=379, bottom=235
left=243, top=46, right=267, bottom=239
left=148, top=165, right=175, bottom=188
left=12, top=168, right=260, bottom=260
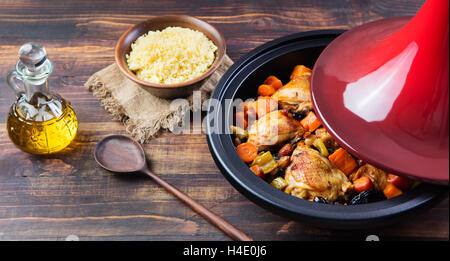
left=0, top=0, right=448, bottom=241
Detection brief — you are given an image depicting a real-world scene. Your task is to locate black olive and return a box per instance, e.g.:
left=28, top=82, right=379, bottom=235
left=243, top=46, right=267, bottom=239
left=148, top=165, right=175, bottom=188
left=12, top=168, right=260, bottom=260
left=350, top=190, right=386, bottom=205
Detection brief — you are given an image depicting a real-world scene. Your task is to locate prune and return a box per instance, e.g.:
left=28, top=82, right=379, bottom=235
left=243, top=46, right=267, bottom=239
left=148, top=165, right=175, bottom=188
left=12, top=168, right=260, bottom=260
left=350, top=190, right=386, bottom=205
left=291, top=112, right=306, bottom=121
left=313, top=196, right=331, bottom=204
left=313, top=197, right=344, bottom=205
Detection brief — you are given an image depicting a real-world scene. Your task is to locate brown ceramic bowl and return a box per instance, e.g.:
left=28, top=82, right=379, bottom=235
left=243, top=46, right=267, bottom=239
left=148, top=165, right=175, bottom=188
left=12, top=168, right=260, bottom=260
left=115, top=15, right=226, bottom=99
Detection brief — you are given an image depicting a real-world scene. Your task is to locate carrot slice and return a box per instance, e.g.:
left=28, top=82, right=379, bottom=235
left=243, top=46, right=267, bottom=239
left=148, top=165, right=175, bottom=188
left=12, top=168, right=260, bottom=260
left=235, top=111, right=248, bottom=130
left=383, top=183, right=403, bottom=199
left=250, top=165, right=265, bottom=178
left=328, top=148, right=358, bottom=175
left=300, top=111, right=322, bottom=132
left=257, top=84, right=276, bottom=96
left=236, top=142, right=258, bottom=163
left=290, top=65, right=312, bottom=80
left=238, top=101, right=247, bottom=112
left=243, top=101, right=257, bottom=119
left=353, top=176, right=374, bottom=193
left=387, top=174, right=412, bottom=190
left=264, top=75, right=283, bottom=90
left=255, top=96, right=278, bottom=118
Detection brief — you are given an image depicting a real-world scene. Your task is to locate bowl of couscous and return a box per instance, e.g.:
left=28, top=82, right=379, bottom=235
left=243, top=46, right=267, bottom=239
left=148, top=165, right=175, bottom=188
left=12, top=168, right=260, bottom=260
left=115, top=15, right=226, bottom=98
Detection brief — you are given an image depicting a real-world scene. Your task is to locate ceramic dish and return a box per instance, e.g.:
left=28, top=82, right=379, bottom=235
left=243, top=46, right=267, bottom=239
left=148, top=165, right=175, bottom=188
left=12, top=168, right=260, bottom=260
left=115, top=15, right=226, bottom=99
left=206, top=30, right=448, bottom=229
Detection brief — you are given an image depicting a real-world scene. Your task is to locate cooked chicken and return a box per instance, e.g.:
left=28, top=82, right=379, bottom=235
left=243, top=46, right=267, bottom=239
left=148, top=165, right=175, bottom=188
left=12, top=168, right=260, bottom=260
left=247, top=110, right=304, bottom=151
left=284, top=142, right=353, bottom=201
left=315, top=127, right=339, bottom=149
left=350, top=164, right=388, bottom=191
left=271, top=76, right=312, bottom=112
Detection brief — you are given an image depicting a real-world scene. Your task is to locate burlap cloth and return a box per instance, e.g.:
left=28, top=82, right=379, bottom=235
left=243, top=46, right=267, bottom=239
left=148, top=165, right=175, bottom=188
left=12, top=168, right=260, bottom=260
left=85, top=55, right=233, bottom=143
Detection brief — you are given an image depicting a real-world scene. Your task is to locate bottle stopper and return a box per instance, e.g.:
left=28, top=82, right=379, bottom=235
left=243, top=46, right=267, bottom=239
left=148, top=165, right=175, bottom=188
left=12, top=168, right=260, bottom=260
left=18, top=42, right=48, bottom=72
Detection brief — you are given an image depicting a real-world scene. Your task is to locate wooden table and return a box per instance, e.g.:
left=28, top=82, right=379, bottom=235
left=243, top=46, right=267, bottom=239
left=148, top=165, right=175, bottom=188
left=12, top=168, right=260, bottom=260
left=0, top=0, right=447, bottom=241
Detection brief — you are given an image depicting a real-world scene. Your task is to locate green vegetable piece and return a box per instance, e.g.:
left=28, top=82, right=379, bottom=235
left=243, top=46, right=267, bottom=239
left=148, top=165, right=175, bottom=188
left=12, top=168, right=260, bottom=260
left=250, top=151, right=278, bottom=174
left=270, top=177, right=288, bottom=190
left=313, top=138, right=329, bottom=157
left=230, top=125, right=248, bottom=140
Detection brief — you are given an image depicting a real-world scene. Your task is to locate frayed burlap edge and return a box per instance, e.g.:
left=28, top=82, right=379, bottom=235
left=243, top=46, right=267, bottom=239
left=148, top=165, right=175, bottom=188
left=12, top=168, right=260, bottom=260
left=85, top=55, right=232, bottom=143
left=86, top=74, right=189, bottom=143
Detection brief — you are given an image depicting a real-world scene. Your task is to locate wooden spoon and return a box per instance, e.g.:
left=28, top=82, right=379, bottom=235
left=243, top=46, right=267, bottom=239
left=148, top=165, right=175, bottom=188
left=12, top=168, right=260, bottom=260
left=94, top=134, right=253, bottom=241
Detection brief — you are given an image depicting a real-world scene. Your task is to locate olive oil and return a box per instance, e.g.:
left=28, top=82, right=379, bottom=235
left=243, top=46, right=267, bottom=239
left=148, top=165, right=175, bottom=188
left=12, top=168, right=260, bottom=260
left=7, top=93, right=78, bottom=154
left=5, top=43, right=78, bottom=154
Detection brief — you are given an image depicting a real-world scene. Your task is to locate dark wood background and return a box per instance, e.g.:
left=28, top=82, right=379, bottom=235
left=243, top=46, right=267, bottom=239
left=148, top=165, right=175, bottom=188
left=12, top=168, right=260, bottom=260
left=0, top=0, right=448, bottom=241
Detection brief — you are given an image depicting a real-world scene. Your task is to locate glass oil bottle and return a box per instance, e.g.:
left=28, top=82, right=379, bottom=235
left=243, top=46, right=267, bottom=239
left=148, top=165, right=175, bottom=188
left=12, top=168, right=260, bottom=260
left=6, top=42, right=78, bottom=154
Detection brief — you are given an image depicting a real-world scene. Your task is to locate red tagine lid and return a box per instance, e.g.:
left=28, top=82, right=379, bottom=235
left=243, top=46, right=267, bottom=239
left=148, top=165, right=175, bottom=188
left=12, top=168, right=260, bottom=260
left=311, top=0, right=449, bottom=185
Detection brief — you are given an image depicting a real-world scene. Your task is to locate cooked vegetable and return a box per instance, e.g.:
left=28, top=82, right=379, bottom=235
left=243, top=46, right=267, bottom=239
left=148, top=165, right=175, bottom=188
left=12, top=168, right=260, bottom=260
left=264, top=75, right=283, bottom=90
left=235, top=111, right=248, bottom=130
left=383, top=183, right=403, bottom=199
left=304, top=135, right=316, bottom=146
left=291, top=111, right=307, bottom=121
left=387, top=174, right=412, bottom=190
left=270, top=177, right=288, bottom=190
left=238, top=101, right=248, bottom=113
left=290, top=65, right=312, bottom=80
left=269, top=167, right=281, bottom=176
left=236, top=142, right=258, bottom=163
left=278, top=143, right=294, bottom=156
left=313, top=196, right=344, bottom=205
left=257, top=84, right=276, bottom=96
left=230, top=125, right=248, bottom=140
left=350, top=190, right=385, bottom=205
left=250, top=165, right=265, bottom=178
left=351, top=163, right=387, bottom=191
left=300, top=111, right=322, bottom=132
left=233, top=137, right=241, bottom=146
left=313, top=196, right=332, bottom=204
left=234, top=65, right=414, bottom=206
left=250, top=151, right=278, bottom=174
left=353, top=176, right=374, bottom=193
left=328, top=148, right=358, bottom=175
left=313, top=138, right=328, bottom=157
left=244, top=97, right=278, bottom=118
left=277, top=156, right=290, bottom=169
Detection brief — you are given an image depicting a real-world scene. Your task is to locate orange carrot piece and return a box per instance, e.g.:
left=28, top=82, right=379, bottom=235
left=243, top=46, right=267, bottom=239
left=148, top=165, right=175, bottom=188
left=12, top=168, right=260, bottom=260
left=255, top=96, right=278, bottom=118
left=353, top=176, right=374, bottom=193
left=257, top=84, right=276, bottom=96
left=387, top=174, right=412, bottom=190
left=383, top=183, right=403, bottom=199
left=244, top=101, right=257, bottom=118
left=290, top=65, right=312, bottom=80
left=264, top=75, right=283, bottom=90
left=328, top=148, right=358, bottom=175
left=236, top=142, right=258, bottom=163
left=250, top=165, right=265, bottom=178
left=300, top=111, right=322, bottom=132
left=235, top=111, right=248, bottom=130
left=238, top=101, right=247, bottom=112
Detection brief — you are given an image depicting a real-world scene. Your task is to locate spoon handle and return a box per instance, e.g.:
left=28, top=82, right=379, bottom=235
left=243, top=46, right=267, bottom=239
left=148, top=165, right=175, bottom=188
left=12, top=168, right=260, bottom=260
left=141, top=168, right=254, bottom=241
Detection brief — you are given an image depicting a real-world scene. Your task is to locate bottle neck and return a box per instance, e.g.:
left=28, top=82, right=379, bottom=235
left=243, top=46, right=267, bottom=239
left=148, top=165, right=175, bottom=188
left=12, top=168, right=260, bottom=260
left=16, top=59, right=53, bottom=103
